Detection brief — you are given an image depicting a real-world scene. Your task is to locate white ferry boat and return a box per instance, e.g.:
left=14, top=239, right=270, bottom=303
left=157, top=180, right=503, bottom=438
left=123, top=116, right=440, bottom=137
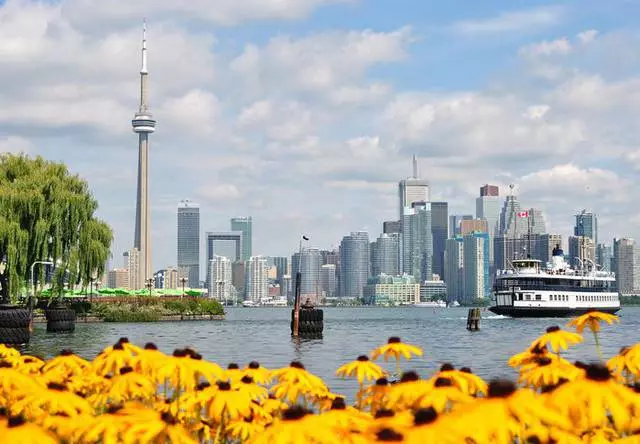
left=490, top=245, right=620, bottom=317
left=411, top=300, right=447, bottom=308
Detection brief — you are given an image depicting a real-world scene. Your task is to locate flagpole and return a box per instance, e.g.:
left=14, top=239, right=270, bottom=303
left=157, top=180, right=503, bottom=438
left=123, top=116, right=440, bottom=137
left=527, top=212, right=531, bottom=259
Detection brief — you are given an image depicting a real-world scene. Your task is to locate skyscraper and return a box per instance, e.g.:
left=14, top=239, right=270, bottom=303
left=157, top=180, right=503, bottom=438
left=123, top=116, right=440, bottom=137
left=613, top=238, right=639, bottom=295
left=132, top=21, right=156, bottom=287
left=444, top=237, right=464, bottom=303
left=430, top=202, right=448, bottom=280
left=596, top=243, right=612, bottom=271
left=230, top=217, right=253, bottom=261
left=245, top=256, right=268, bottom=303
left=402, top=202, right=432, bottom=282
left=463, top=232, right=490, bottom=302
left=371, top=233, right=399, bottom=277
left=476, top=184, right=501, bottom=265
left=177, top=200, right=200, bottom=288
left=126, top=247, right=142, bottom=290
left=206, top=232, right=242, bottom=289
left=383, top=220, right=401, bottom=234
left=448, top=215, right=473, bottom=238
left=291, top=248, right=323, bottom=302
left=208, top=256, right=232, bottom=301
left=339, top=232, right=370, bottom=300
left=568, top=236, right=596, bottom=269
left=321, top=264, right=337, bottom=298
left=575, top=210, right=598, bottom=246
left=539, top=234, right=563, bottom=264
left=398, top=155, right=429, bottom=221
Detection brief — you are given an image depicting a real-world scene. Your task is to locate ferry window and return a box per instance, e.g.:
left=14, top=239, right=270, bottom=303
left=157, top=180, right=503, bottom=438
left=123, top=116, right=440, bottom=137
left=525, top=294, right=531, bottom=301
left=536, top=294, right=541, bottom=301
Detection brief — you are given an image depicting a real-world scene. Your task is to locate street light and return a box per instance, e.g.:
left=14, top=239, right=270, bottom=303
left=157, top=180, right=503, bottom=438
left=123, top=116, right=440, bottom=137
left=179, top=277, right=188, bottom=300
left=293, top=235, right=309, bottom=337
left=145, top=278, right=154, bottom=298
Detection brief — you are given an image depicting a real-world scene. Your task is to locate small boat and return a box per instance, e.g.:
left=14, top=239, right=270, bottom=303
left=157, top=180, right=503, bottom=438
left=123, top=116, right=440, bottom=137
left=411, top=300, right=447, bottom=308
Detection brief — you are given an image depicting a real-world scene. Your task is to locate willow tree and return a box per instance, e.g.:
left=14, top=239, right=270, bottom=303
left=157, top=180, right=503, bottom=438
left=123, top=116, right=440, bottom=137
left=0, top=153, right=112, bottom=303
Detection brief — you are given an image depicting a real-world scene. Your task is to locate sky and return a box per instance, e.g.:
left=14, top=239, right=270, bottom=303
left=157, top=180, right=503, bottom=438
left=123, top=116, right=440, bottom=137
left=1, top=0, right=640, bottom=271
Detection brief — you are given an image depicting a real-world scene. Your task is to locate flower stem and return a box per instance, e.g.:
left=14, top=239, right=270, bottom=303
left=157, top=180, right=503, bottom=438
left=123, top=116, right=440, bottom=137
left=395, top=358, right=401, bottom=379
left=356, top=381, right=363, bottom=410
left=594, top=332, right=603, bottom=362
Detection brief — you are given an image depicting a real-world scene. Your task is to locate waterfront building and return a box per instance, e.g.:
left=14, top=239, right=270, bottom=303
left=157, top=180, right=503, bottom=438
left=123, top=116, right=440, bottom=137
left=321, top=264, right=337, bottom=298
left=339, top=232, right=370, bottom=300
left=575, top=210, right=598, bottom=246
left=371, top=233, right=399, bottom=277
left=127, top=247, right=142, bottom=290
left=398, top=155, right=430, bottom=222
left=613, top=238, right=640, bottom=296
left=363, top=274, right=420, bottom=305
left=230, top=217, right=253, bottom=261
left=460, top=219, right=489, bottom=236
left=463, top=232, right=490, bottom=302
left=568, top=236, right=596, bottom=269
left=206, top=231, right=242, bottom=288
left=269, top=256, right=288, bottom=289
left=476, top=184, right=501, bottom=265
left=539, top=234, right=563, bottom=265
left=430, top=202, right=448, bottom=280
left=177, top=200, right=200, bottom=288
left=292, top=248, right=323, bottom=303
left=154, top=267, right=179, bottom=289
left=402, top=202, right=432, bottom=282
left=245, top=256, right=268, bottom=303
left=208, top=256, right=232, bottom=301
left=108, top=268, right=129, bottom=289
left=132, top=21, right=156, bottom=287
left=596, top=243, right=613, bottom=271
left=444, top=237, right=464, bottom=303
left=449, top=215, right=473, bottom=238
left=383, top=220, right=401, bottom=234
left=232, top=261, right=246, bottom=300
left=420, top=280, right=447, bottom=302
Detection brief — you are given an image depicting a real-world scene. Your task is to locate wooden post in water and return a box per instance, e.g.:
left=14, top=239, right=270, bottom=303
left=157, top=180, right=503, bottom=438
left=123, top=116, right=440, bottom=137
left=293, top=271, right=301, bottom=337
left=466, top=308, right=481, bottom=331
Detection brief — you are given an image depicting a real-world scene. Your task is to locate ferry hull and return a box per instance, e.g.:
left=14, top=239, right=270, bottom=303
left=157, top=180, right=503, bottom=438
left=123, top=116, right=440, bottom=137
left=489, top=305, right=621, bottom=318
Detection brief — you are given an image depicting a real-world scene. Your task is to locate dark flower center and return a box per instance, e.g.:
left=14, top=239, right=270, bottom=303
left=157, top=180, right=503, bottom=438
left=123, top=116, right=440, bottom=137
left=434, top=377, right=452, bottom=388
left=118, top=337, right=130, bottom=344
left=0, top=361, right=12, bottom=369
left=119, top=366, right=134, bottom=375
left=144, top=342, right=158, bottom=350
left=620, top=346, right=630, bottom=355
left=535, top=357, right=552, bottom=366
left=414, top=407, right=438, bottom=426
left=282, top=406, right=310, bottom=421
left=546, top=326, right=560, bottom=333
left=376, top=377, right=389, bottom=386
left=249, top=361, right=260, bottom=369
left=400, top=371, right=419, bottom=383
left=574, top=361, right=588, bottom=370
left=191, top=353, right=203, bottom=360
left=173, top=349, right=188, bottom=358
left=8, top=415, right=26, bottom=428
left=440, top=363, right=455, bottom=371
left=60, top=349, right=74, bottom=356
left=241, top=375, right=254, bottom=384
left=460, top=367, right=472, bottom=373
left=23, top=357, right=34, bottom=363
left=357, top=355, right=369, bottom=362
left=227, top=363, right=239, bottom=370
left=217, top=381, right=231, bottom=391
left=374, top=409, right=394, bottom=419
left=290, top=361, right=305, bottom=369
left=331, top=398, right=346, bottom=410
left=585, top=364, right=611, bottom=382
left=387, top=337, right=401, bottom=344
left=376, top=428, right=404, bottom=442
left=47, top=382, right=67, bottom=391
left=106, top=405, right=123, bottom=414
left=488, top=380, right=516, bottom=398
left=526, top=436, right=542, bottom=444
left=161, top=412, right=177, bottom=425
left=113, top=343, right=125, bottom=351
left=197, top=382, right=211, bottom=391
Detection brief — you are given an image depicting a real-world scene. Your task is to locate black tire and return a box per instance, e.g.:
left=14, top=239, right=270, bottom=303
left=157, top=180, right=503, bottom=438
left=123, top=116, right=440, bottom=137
left=315, top=310, right=323, bottom=322
left=45, top=307, right=77, bottom=322
left=0, top=326, right=30, bottom=345
left=46, top=320, right=76, bottom=333
left=0, top=306, right=31, bottom=328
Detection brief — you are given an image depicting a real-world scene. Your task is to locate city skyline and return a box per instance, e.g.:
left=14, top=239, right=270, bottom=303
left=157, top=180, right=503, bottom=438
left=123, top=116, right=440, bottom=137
left=2, top=1, right=640, bottom=269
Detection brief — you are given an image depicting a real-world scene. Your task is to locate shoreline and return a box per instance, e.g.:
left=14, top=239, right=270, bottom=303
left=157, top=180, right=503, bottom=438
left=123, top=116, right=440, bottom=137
left=33, top=314, right=225, bottom=323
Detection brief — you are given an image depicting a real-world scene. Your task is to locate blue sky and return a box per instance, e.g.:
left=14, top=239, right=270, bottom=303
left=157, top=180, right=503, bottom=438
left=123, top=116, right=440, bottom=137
left=1, top=0, right=640, bottom=273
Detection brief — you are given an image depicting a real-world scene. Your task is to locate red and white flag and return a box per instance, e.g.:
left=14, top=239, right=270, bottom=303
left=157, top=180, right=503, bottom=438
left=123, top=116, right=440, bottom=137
left=517, top=211, right=529, bottom=218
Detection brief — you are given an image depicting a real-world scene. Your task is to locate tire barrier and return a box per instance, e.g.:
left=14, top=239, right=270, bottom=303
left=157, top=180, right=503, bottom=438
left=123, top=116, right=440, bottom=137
left=290, top=309, right=324, bottom=336
left=45, top=306, right=76, bottom=333
left=0, top=305, right=31, bottom=345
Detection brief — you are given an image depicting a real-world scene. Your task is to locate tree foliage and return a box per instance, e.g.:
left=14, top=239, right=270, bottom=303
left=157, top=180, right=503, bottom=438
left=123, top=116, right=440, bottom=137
left=0, top=153, right=112, bottom=302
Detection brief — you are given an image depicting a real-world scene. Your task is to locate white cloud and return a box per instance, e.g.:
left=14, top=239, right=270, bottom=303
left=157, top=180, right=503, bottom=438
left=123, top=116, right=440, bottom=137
left=197, top=183, right=241, bottom=201
left=577, top=29, right=599, bottom=44
left=0, top=135, right=32, bottom=153
left=519, top=38, right=572, bottom=57
left=451, top=6, right=563, bottom=35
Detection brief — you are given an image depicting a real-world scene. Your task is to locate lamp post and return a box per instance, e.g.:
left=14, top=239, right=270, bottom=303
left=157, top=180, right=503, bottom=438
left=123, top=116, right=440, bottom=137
left=145, top=278, right=154, bottom=298
left=293, top=235, right=309, bottom=337
left=179, top=277, right=187, bottom=300
left=30, top=260, right=54, bottom=314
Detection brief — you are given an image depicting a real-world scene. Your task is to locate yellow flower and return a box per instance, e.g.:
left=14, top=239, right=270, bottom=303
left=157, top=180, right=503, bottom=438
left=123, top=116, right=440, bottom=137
left=360, top=377, right=390, bottom=414
left=336, top=355, right=386, bottom=384
left=311, top=397, right=372, bottom=432
left=107, top=366, right=156, bottom=404
left=243, top=361, right=273, bottom=385
left=247, top=406, right=322, bottom=444
left=388, top=374, right=472, bottom=412
left=0, top=344, right=20, bottom=360
left=426, top=364, right=488, bottom=396
left=271, top=361, right=329, bottom=403
left=12, top=382, right=93, bottom=419
left=206, top=381, right=253, bottom=422
left=130, top=342, right=167, bottom=379
left=124, top=411, right=198, bottom=444
left=41, top=349, right=90, bottom=380
left=156, top=348, right=197, bottom=392
left=102, top=337, right=143, bottom=355
left=1, top=416, right=59, bottom=444
left=227, top=418, right=266, bottom=441
left=568, top=311, right=619, bottom=334
left=11, top=355, right=45, bottom=376
left=404, top=407, right=460, bottom=444
left=546, top=364, right=638, bottom=433
left=186, top=351, right=224, bottom=385
left=518, top=357, right=583, bottom=389
left=508, top=344, right=550, bottom=368
left=371, top=337, right=423, bottom=362
left=530, top=326, right=583, bottom=353
left=236, top=375, right=269, bottom=402
left=224, top=362, right=245, bottom=384
left=92, top=342, right=136, bottom=376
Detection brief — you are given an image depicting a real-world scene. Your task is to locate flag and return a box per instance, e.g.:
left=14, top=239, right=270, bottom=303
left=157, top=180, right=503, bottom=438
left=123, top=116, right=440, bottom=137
left=517, top=211, right=529, bottom=218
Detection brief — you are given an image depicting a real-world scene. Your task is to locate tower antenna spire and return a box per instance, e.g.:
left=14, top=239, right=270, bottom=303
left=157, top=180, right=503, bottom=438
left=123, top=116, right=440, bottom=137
left=412, top=154, right=418, bottom=178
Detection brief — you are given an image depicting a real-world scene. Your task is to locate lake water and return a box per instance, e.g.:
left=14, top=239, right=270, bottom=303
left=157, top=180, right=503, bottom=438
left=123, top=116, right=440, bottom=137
left=25, top=307, right=640, bottom=399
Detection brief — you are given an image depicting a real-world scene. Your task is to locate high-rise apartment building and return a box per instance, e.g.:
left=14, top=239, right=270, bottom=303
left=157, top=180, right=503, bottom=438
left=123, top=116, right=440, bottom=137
left=402, top=202, right=432, bottom=282
left=339, top=232, right=370, bottom=300
left=449, top=215, right=473, bottom=238
left=208, top=256, right=232, bottom=301
left=320, top=264, right=337, bottom=298
left=575, top=210, right=598, bottom=246
left=613, top=238, right=639, bottom=295
left=430, top=202, right=448, bottom=280
left=206, top=231, right=242, bottom=288
left=460, top=219, right=489, bottom=236
left=127, top=247, right=142, bottom=290
left=269, top=257, right=288, bottom=290
left=476, top=185, right=501, bottom=266
left=154, top=267, right=179, bottom=289
left=292, top=248, right=323, bottom=302
left=480, top=184, right=499, bottom=197
left=245, top=256, right=268, bottom=303
left=539, top=234, right=563, bottom=265
left=596, top=243, right=613, bottom=272
left=232, top=261, right=245, bottom=299
left=383, top=220, right=401, bottom=234
left=568, top=236, right=596, bottom=269
left=230, top=217, right=253, bottom=261
left=398, top=156, right=429, bottom=221
left=371, top=233, right=400, bottom=277
left=177, top=200, right=200, bottom=288
left=108, top=268, right=129, bottom=289
left=463, top=232, right=490, bottom=302
left=444, top=237, right=464, bottom=303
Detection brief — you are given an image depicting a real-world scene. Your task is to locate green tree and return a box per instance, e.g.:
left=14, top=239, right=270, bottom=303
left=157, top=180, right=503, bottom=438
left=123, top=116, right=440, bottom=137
left=0, top=153, right=112, bottom=303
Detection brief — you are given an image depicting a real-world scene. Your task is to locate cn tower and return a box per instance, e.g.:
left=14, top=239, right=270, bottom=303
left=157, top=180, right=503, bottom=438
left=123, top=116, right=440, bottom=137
left=132, top=20, right=156, bottom=287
